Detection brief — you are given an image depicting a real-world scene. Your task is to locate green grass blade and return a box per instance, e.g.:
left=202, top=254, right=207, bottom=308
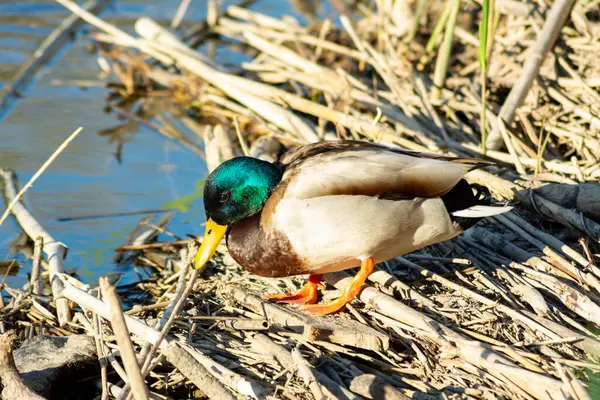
left=479, top=0, right=490, bottom=154
left=478, top=0, right=490, bottom=70
left=425, top=1, right=451, bottom=54
left=431, top=0, right=460, bottom=102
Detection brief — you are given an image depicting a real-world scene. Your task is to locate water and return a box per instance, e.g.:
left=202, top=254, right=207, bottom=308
left=0, top=0, right=333, bottom=288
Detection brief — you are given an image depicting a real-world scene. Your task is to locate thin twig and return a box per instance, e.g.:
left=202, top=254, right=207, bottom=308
left=233, top=116, right=250, bottom=156
left=171, top=0, right=192, bottom=29
left=486, top=0, right=576, bottom=149
left=30, top=237, right=43, bottom=296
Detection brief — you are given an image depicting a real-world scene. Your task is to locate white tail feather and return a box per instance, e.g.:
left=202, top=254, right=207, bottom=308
left=452, top=205, right=512, bottom=218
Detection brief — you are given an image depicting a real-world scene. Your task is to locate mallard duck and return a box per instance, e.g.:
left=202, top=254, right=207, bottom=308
left=195, top=140, right=510, bottom=314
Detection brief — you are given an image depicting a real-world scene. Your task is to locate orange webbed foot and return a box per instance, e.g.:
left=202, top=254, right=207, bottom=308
left=300, top=257, right=374, bottom=315
left=264, top=274, right=324, bottom=305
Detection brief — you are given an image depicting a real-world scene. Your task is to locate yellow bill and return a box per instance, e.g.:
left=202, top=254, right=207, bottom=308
left=194, top=218, right=228, bottom=270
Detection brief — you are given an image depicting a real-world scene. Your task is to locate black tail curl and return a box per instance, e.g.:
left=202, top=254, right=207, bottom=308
left=441, top=180, right=495, bottom=230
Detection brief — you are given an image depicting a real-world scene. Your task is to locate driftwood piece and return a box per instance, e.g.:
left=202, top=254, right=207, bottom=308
left=13, top=335, right=96, bottom=396
left=230, top=287, right=389, bottom=351
left=0, top=333, right=45, bottom=400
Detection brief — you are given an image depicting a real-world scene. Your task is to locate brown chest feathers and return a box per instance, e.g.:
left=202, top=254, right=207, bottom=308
left=226, top=213, right=310, bottom=278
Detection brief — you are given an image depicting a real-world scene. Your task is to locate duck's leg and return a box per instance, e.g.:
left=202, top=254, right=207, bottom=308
left=264, top=274, right=325, bottom=305
left=300, top=257, right=374, bottom=315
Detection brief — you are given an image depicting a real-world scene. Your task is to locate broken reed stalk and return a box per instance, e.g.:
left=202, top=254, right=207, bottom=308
left=170, top=0, right=192, bottom=29
left=120, top=244, right=192, bottom=397
left=134, top=17, right=319, bottom=143
left=100, top=277, right=149, bottom=400
left=117, top=247, right=198, bottom=400
left=93, top=309, right=110, bottom=400
left=496, top=118, right=526, bottom=174
left=30, top=237, right=43, bottom=296
left=486, top=0, right=576, bottom=150
left=0, top=169, right=71, bottom=325
left=116, top=249, right=200, bottom=400
left=86, top=10, right=413, bottom=146
left=465, top=168, right=600, bottom=241
left=233, top=117, right=250, bottom=156
left=54, top=0, right=172, bottom=64
left=292, top=346, right=326, bottom=400
left=249, top=333, right=358, bottom=399
left=394, top=256, right=562, bottom=340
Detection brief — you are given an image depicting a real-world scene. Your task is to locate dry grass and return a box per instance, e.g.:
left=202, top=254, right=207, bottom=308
left=2, top=0, right=600, bottom=399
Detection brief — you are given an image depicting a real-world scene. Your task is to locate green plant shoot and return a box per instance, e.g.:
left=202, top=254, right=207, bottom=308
left=479, top=0, right=490, bottom=155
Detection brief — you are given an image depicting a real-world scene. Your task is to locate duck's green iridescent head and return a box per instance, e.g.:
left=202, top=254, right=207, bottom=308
left=195, top=156, right=282, bottom=271
left=203, top=156, right=282, bottom=225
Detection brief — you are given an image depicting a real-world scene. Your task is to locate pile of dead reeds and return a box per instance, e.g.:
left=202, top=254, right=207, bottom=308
left=2, top=0, right=600, bottom=399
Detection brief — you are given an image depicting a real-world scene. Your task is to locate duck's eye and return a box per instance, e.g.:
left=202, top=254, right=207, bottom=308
left=219, top=192, right=231, bottom=203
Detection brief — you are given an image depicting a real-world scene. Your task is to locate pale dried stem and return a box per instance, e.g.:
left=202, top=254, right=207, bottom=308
left=100, top=277, right=149, bottom=400
left=0, top=169, right=71, bottom=325
left=486, top=0, right=577, bottom=149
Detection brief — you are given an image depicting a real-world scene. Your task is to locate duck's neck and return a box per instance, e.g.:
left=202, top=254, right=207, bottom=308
left=241, top=160, right=282, bottom=210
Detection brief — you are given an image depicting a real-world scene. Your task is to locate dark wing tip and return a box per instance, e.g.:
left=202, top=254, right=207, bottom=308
left=448, top=158, right=496, bottom=170
left=278, top=139, right=496, bottom=173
